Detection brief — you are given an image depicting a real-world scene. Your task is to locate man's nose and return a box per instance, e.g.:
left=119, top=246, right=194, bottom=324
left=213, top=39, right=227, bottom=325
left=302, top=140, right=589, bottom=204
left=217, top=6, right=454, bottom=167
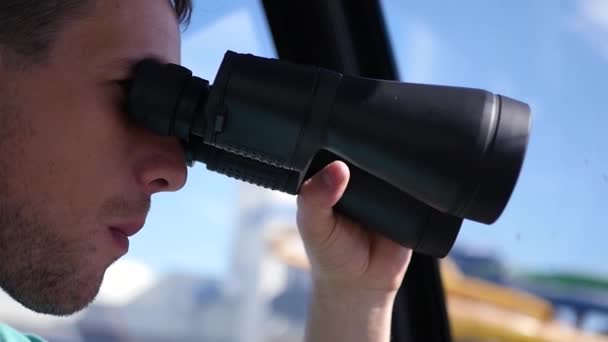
left=135, top=135, right=188, bottom=195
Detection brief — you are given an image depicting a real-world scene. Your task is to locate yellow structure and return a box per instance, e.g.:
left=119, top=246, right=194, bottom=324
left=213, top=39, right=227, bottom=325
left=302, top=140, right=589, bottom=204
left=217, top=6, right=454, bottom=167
left=268, top=228, right=608, bottom=342
left=441, top=258, right=608, bottom=342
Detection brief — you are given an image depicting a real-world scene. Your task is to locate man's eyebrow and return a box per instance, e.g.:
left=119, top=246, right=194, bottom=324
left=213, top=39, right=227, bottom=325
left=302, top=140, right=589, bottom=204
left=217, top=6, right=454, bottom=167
left=100, top=55, right=169, bottom=77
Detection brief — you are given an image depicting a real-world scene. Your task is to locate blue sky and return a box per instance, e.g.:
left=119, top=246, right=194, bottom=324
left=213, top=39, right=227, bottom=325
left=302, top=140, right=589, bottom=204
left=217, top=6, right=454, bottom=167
left=380, top=0, right=608, bottom=276
left=124, top=0, right=608, bottom=280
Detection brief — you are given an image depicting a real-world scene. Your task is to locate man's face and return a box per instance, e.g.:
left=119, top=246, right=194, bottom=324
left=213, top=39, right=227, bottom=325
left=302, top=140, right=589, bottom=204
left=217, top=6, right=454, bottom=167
left=0, top=0, right=187, bottom=315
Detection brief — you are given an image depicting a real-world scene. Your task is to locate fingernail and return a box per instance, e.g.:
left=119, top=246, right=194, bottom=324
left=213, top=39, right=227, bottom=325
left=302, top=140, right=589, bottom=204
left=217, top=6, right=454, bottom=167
left=321, top=168, right=335, bottom=187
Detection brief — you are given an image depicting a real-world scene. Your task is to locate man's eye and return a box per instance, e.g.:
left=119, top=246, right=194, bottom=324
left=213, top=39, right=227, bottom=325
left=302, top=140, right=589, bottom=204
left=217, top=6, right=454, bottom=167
left=116, top=79, right=132, bottom=92
left=113, top=80, right=132, bottom=112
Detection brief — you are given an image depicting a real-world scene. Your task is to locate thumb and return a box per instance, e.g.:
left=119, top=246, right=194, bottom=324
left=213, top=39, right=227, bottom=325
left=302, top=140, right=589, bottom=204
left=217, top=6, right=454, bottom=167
left=296, top=161, right=350, bottom=242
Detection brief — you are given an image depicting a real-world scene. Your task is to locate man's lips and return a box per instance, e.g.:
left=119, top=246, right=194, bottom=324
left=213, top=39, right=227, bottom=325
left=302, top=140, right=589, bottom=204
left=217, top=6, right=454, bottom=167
left=109, top=219, right=146, bottom=237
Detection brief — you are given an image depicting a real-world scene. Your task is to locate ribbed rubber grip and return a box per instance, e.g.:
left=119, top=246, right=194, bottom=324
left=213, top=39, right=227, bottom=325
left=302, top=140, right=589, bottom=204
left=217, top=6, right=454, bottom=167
left=205, top=148, right=300, bottom=194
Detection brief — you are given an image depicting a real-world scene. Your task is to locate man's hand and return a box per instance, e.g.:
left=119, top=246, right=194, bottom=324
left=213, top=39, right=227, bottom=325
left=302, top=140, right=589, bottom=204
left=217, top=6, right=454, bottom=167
left=296, top=160, right=413, bottom=342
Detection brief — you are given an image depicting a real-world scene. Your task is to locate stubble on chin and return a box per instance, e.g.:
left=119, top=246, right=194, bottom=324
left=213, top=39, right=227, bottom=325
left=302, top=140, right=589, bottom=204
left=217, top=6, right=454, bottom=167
left=0, top=94, right=109, bottom=315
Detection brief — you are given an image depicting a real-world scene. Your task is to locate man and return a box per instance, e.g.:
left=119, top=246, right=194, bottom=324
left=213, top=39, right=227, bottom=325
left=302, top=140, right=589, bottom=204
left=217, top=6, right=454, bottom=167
left=0, top=1, right=412, bottom=341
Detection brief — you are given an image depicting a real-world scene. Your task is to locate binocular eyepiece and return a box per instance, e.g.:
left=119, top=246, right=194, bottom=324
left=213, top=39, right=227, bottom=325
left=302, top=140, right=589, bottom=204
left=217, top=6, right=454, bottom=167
left=127, top=50, right=531, bottom=258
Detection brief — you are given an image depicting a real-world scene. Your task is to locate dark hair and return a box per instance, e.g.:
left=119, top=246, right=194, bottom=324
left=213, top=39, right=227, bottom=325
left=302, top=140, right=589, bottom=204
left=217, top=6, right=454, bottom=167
left=173, top=0, right=194, bottom=26
left=0, top=0, right=193, bottom=67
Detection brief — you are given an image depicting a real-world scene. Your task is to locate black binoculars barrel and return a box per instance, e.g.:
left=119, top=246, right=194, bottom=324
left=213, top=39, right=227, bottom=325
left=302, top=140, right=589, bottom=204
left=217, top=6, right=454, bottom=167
left=127, top=51, right=531, bottom=258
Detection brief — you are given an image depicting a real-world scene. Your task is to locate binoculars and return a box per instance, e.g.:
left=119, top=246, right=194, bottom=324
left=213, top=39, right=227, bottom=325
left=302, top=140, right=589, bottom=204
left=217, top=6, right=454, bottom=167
left=126, top=50, right=531, bottom=258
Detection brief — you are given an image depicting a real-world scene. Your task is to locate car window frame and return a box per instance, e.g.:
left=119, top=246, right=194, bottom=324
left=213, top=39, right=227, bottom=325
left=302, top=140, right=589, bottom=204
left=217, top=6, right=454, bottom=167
left=260, top=1, right=453, bottom=341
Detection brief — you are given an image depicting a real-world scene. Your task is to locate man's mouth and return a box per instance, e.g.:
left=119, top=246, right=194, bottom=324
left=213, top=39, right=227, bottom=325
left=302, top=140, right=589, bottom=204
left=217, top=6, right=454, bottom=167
left=108, top=218, right=146, bottom=253
left=109, top=219, right=146, bottom=237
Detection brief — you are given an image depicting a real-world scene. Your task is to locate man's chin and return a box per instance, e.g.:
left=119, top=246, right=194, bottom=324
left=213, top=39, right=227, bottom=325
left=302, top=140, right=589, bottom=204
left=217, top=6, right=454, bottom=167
left=32, top=286, right=102, bottom=316
left=14, top=267, right=107, bottom=316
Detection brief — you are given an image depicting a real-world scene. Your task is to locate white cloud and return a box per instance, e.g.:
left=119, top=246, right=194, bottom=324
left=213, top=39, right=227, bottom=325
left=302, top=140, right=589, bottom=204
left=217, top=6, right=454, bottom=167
left=570, top=0, right=608, bottom=61
left=237, top=183, right=296, bottom=213
left=0, top=260, right=155, bottom=336
left=577, top=0, right=608, bottom=30
left=95, top=258, right=157, bottom=307
left=0, top=291, right=83, bottom=333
